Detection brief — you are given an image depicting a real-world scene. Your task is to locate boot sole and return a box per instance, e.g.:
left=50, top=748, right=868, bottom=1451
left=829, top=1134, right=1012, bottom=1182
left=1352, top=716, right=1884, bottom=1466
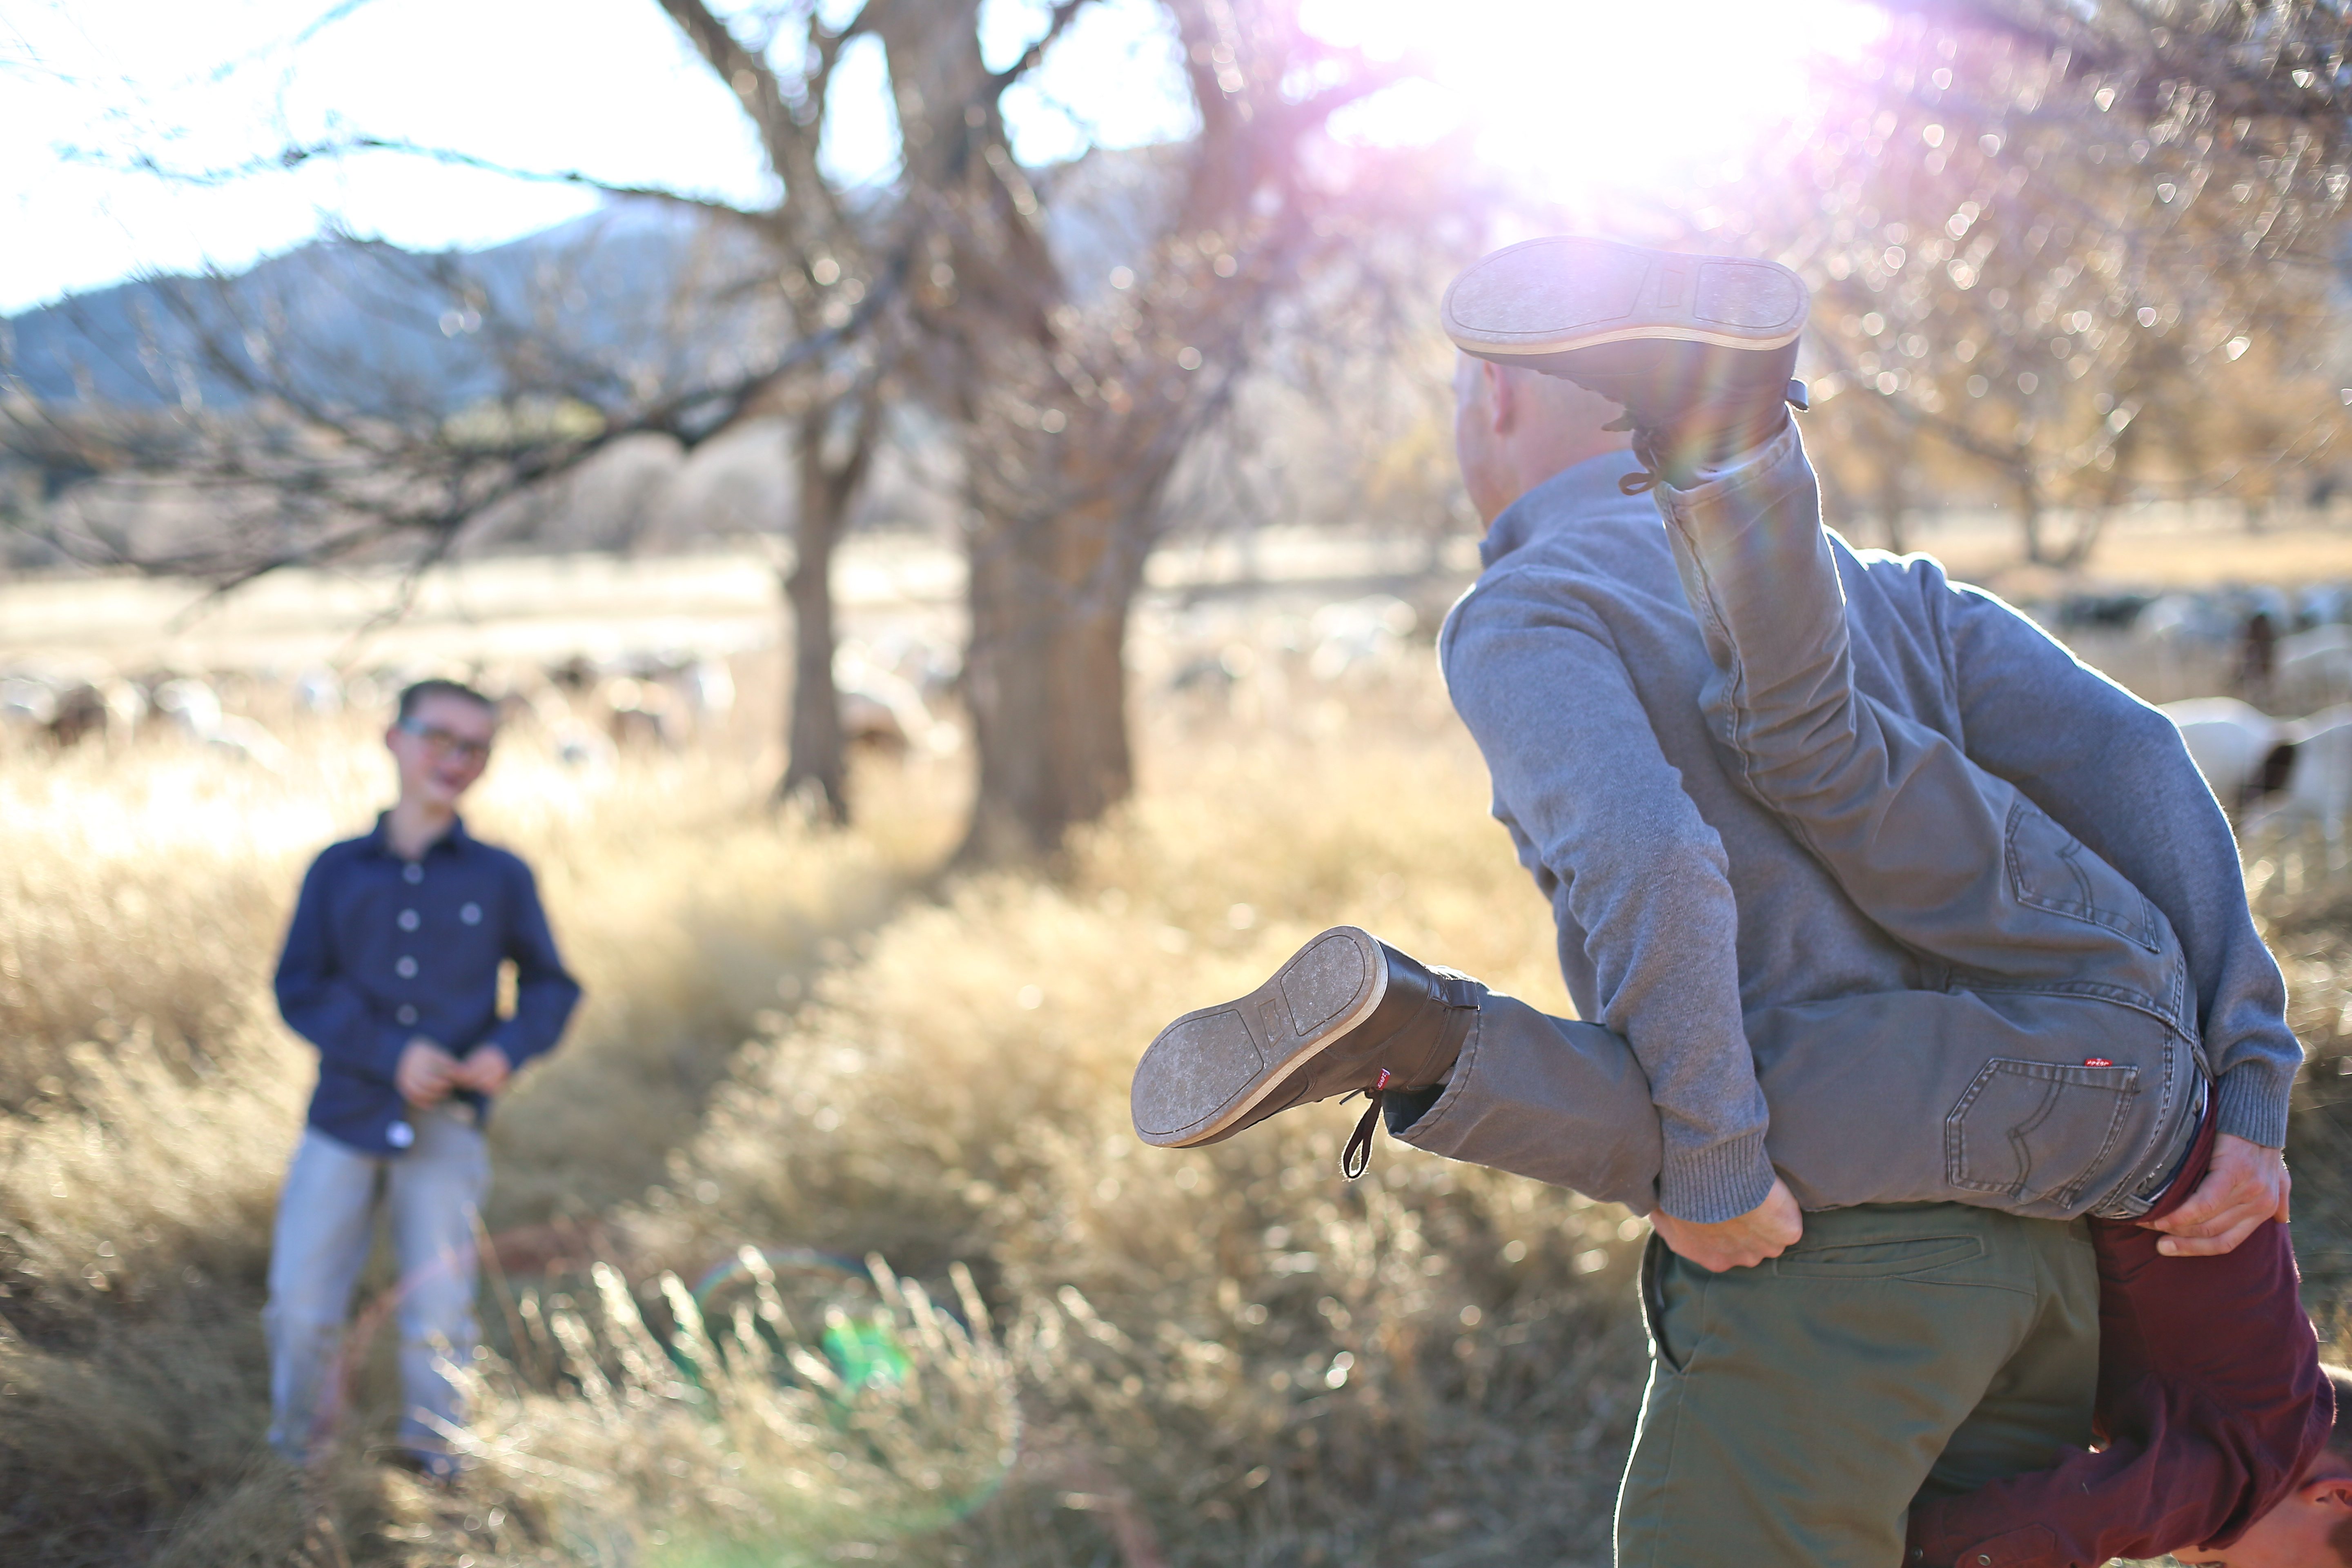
left=1442, top=236, right=1808, bottom=359
left=1131, top=925, right=1387, bottom=1147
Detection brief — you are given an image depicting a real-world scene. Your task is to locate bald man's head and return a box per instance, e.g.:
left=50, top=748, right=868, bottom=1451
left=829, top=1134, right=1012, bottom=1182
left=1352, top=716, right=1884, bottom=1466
left=1451, top=354, right=1631, bottom=524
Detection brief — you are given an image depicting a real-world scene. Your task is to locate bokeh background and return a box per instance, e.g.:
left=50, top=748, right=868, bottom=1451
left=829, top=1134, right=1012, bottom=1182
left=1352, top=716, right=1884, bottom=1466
left=9, top=1, right=2352, bottom=1563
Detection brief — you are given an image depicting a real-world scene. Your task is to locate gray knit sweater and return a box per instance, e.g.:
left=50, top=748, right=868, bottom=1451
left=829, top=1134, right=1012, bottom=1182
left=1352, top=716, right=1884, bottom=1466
left=1439, top=445, right=2301, bottom=1223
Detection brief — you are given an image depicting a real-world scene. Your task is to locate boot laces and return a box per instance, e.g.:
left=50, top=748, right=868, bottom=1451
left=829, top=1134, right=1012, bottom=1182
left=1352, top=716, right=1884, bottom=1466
left=1341, top=1068, right=1394, bottom=1181
left=1338, top=973, right=1481, bottom=1180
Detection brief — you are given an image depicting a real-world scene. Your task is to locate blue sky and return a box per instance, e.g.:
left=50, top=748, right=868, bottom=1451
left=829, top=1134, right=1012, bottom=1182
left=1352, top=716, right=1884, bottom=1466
left=0, top=0, right=1876, bottom=316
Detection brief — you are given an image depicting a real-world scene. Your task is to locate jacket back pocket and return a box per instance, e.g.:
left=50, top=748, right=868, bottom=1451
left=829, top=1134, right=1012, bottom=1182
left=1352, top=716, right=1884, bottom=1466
left=2006, top=800, right=2162, bottom=953
left=1945, top=1056, right=2138, bottom=1209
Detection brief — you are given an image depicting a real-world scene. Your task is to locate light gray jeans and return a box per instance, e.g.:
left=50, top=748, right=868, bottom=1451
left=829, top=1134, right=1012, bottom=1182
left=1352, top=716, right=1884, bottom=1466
left=1398, top=427, right=2207, bottom=1222
left=264, top=1104, right=488, bottom=1458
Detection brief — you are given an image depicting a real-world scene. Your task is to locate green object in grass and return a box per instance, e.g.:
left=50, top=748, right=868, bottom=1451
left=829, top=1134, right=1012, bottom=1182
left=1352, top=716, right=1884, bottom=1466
left=821, top=1313, right=910, bottom=1394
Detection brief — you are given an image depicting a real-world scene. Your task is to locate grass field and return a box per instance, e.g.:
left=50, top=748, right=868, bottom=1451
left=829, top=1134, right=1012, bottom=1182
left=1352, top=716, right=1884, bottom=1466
left=4, top=634, right=2351, bottom=1567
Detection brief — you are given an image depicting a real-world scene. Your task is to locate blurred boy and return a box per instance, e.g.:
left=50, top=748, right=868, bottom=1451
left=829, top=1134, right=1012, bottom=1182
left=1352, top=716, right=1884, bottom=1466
left=266, top=678, right=579, bottom=1477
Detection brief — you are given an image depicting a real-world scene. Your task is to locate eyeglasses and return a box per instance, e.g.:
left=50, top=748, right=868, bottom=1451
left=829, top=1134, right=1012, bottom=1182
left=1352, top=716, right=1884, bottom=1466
left=396, top=717, right=494, bottom=764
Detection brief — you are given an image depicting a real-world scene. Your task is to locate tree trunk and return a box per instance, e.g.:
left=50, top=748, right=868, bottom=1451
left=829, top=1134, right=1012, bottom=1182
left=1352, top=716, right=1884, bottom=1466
left=2053, top=510, right=2111, bottom=568
left=777, top=523, right=846, bottom=822
left=2015, top=466, right=2051, bottom=564
left=1877, top=455, right=1909, bottom=554
left=956, top=484, right=1147, bottom=864
left=775, top=397, right=880, bottom=822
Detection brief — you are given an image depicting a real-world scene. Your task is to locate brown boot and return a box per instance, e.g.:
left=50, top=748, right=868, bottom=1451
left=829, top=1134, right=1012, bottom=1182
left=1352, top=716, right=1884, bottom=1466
left=1441, top=235, right=1810, bottom=489
left=1131, top=926, right=1481, bottom=1178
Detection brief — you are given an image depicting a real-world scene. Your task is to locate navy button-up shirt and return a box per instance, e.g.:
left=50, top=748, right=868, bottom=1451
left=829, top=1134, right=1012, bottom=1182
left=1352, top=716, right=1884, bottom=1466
left=274, top=814, right=581, bottom=1155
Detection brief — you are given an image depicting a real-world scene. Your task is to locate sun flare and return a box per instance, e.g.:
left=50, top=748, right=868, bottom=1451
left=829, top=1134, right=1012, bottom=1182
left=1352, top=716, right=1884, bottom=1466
left=1309, top=0, right=1884, bottom=204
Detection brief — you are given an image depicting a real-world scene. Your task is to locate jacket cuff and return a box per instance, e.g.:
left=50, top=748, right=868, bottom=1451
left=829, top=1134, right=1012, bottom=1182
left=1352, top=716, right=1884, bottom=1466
left=1657, top=1130, right=1777, bottom=1224
left=370, top=1023, right=414, bottom=1085
left=2215, top=1061, right=2293, bottom=1151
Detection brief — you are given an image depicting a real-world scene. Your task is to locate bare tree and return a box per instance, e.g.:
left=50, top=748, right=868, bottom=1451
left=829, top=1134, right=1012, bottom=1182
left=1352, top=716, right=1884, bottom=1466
left=10, top=0, right=1451, bottom=855
left=777, top=376, right=885, bottom=818
left=1631, top=0, right=2352, bottom=564
left=853, top=0, right=1442, bottom=861
left=4, top=24, right=911, bottom=819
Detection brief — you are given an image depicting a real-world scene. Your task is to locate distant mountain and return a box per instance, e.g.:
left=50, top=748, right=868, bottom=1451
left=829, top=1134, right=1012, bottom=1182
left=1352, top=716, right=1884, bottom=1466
left=0, top=148, right=1175, bottom=420
left=0, top=200, right=764, bottom=416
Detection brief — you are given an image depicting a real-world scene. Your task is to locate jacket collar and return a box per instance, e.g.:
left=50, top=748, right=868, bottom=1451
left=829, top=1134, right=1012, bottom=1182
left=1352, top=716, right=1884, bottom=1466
left=365, top=811, right=473, bottom=860
left=1477, top=448, right=1652, bottom=570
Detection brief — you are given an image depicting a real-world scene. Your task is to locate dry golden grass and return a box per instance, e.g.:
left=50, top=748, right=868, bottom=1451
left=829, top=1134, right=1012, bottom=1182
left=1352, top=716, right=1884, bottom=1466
left=0, top=713, right=956, bottom=1564
left=4, top=650, right=2349, bottom=1568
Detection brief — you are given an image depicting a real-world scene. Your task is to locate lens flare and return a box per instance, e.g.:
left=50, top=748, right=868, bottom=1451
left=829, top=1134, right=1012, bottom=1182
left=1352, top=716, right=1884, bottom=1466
left=1307, top=0, right=1885, bottom=207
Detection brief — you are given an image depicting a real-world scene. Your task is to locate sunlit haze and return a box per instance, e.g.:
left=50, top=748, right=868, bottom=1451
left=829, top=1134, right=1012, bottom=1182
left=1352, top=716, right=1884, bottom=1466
left=0, top=0, right=1878, bottom=316
left=1308, top=0, right=1884, bottom=210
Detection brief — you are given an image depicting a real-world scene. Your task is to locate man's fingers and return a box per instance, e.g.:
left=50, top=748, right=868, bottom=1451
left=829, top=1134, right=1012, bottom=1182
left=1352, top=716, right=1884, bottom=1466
left=2156, top=1213, right=2265, bottom=1257
left=2148, top=1194, right=2268, bottom=1240
left=2145, top=1194, right=2247, bottom=1236
left=2155, top=1206, right=2262, bottom=1243
left=2148, top=1180, right=2232, bottom=1232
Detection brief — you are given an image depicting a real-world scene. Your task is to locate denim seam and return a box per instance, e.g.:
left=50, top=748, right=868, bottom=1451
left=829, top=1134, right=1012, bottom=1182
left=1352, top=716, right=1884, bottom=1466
left=1947, top=976, right=2192, bottom=1040
left=1662, top=492, right=1859, bottom=932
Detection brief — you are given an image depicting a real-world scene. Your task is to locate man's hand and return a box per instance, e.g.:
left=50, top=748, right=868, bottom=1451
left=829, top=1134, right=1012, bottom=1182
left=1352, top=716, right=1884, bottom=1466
left=2140, top=1132, right=2290, bottom=1257
left=453, top=1044, right=512, bottom=1097
left=395, top=1038, right=459, bottom=1107
left=1650, top=1176, right=1804, bottom=1272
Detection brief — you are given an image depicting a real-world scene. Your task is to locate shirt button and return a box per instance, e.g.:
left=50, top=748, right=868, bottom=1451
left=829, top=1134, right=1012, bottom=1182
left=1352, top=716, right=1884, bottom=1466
left=403, top=863, right=423, bottom=885
left=460, top=902, right=482, bottom=925
left=395, top=956, right=419, bottom=979
left=386, top=1120, right=414, bottom=1149
left=398, top=909, right=420, bottom=931
left=396, top=1004, right=418, bottom=1025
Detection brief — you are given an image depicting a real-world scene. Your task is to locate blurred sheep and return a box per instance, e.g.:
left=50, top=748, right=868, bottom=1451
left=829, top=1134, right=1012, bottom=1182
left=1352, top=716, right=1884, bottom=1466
left=601, top=677, right=677, bottom=749
left=1308, top=596, right=1418, bottom=682
left=0, top=675, right=58, bottom=735
left=835, top=644, right=958, bottom=757
left=2162, top=697, right=2285, bottom=810
left=2274, top=625, right=2352, bottom=713
left=152, top=675, right=289, bottom=772
left=2242, top=705, right=2352, bottom=861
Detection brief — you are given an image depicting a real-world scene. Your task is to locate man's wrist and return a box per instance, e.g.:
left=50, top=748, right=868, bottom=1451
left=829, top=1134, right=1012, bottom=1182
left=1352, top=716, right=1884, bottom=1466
left=1656, top=1130, right=1775, bottom=1224
left=2213, top=1063, right=2292, bottom=1152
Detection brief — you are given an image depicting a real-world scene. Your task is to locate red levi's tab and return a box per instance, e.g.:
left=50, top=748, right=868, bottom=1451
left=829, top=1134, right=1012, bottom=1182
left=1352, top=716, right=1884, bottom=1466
left=2085, top=1058, right=2114, bottom=1067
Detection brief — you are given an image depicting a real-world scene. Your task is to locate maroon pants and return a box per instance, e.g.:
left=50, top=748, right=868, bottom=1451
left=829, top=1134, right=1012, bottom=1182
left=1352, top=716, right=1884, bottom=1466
left=1907, top=1117, right=2333, bottom=1567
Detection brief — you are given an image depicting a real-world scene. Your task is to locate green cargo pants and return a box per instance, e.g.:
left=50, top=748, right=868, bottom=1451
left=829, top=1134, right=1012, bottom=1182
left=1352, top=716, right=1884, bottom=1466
left=1615, top=1202, right=2100, bottom=1568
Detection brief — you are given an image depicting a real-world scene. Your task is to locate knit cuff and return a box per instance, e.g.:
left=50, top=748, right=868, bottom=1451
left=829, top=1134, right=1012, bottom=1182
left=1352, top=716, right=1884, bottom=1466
left=2214, top=1060, right=2294, bottom=1152
left=1656, top=1129, right=1777, bottom=1224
